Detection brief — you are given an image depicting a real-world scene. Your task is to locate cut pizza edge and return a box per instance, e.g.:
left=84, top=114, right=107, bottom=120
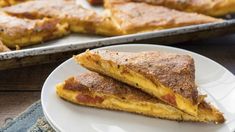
left=56, top=73, right=225, bottom=124
left=0, top=12, right=69, bottom=48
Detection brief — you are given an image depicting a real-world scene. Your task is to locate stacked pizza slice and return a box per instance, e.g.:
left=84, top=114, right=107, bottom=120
left=56, top=49, right=225, bottom=124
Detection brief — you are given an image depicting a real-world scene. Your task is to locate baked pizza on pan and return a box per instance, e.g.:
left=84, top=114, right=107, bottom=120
left=3, top=0, right=121, bottom=36
left=3, top=0, right=223, bottom=36
left=104, top=0, right=223, bottom=35
left=56, top=71, right=225, bottom=123
left=0, top=12, right=69, bottom=48
left=0, top=0, right=231, bottom=50
left=132, top=0, right=235, bottom=16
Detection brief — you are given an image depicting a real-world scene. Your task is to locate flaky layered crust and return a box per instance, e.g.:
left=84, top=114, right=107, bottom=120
left=133, top=0, right=235, bottom=16
left=0, top=12, right=69, bottom=48
left=75, top=50, right=201, bottom=115
left=100, top=0, right=235, bottom=16
left=2, top=0, right=224, bottom=36
left=104, top=0, right=223, bottom=34
left=3, top=0, right=122, bottom=36
left=79, top=50, right=198, bottom=101
left=56, top=72, right=225, bottom=123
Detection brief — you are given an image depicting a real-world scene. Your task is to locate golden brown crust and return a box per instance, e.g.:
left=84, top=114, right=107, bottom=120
left=0, top=40, right=10, bottom=52
left=3, top=0, right=223, bottom=36
left=133, top=0, right=235, bottom=16
left=57, top=71, right=225, bottom=123
left=3, top=0, right=122, bottom=36
left=3, top=0, right=78, bottom=19
left=104, top=0, right=223, bottom=34
left=0, top=11, right=69, bottom=48
left=104, top=0, right=235, bottom=16
left=81, top=50, right=198, bottom=102
left=76, top=50, right=205, bottom=116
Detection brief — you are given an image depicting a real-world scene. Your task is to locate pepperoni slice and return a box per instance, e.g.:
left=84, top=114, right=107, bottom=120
left=76, top=94, right=104, bottom=104
left=161, top=93, right=176, bottom=106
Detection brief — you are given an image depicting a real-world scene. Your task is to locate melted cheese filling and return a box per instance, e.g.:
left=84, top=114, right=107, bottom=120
left=103, top=98, right=177, bottom=114
left=56, top=80, right=223, bottom=123
left=1, top=23, right=68, bottom=48
left=56, top=83, right=189, bottom=120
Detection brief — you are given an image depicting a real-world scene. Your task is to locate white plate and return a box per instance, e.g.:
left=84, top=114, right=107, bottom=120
left=41, top=44, right=235, bottom=132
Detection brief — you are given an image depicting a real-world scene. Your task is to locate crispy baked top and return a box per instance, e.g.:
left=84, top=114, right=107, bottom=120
left=64, top=72, right=160, bottom=102
left=105, top=0, right=222, bottom=33
left=88, top=50, right=198, bottom=103
left=3, top=0, right=102, bottom=23
left=0, top=12, right=61, bottom=38
left=134, top=0, right=227, bottom=7
left=3, top=0, right=113, bottom=35
left=133, top=0, right=235, bottom=16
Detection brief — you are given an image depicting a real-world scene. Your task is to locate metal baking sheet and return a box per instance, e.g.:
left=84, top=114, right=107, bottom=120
left=0, top=0, right=235, bottom=70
